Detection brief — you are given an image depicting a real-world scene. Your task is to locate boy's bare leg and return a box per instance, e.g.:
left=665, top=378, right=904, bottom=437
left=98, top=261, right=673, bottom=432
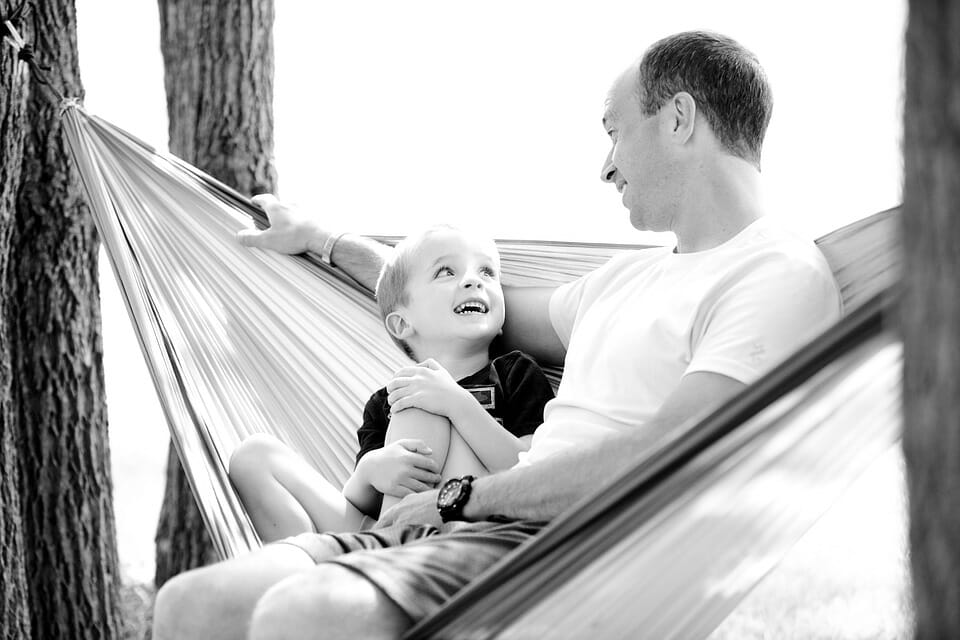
left=441, top=427, right=489, bottom=480
left=380, top=407, right=450, bottom=514
left=153, top=543, right=318, bottom=640
left=230, top=433, right=365, bottom=541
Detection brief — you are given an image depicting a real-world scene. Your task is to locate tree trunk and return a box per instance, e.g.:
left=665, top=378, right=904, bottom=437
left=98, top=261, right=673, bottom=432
left=0, top=3, right=32, bottom=636
left=5, top=2, right=123, bottom=639
left=902, top=2, right=960, bottom=638
left=154, top=0, right=276, bottom=587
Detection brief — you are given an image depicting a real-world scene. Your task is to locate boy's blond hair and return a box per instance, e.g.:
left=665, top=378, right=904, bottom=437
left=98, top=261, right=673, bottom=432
left=374, top=225, right=498, bottom=358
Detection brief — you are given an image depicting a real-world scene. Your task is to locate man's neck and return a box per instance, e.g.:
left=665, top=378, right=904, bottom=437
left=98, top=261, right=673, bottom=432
left=672, top=155, right=765, bottom=254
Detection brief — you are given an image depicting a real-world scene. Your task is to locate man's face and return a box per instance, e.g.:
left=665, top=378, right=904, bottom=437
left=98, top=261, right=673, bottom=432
left=600, top=65, right=675, bottom=232
left=396, top=230, right=505, bottom=355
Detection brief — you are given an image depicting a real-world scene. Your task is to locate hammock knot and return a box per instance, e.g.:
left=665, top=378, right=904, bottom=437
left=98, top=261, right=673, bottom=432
left=58, top=96, right=82, bottom=117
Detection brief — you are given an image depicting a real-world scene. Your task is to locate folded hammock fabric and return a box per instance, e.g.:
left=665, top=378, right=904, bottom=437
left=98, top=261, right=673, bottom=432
left=60, top=100, right=902, bottom=638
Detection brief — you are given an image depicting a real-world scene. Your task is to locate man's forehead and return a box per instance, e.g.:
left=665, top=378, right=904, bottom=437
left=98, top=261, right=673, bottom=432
left=603, top=65, right=641, bottom=126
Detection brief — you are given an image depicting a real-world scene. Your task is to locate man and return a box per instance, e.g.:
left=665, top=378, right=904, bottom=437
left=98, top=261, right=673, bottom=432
left=153, top=31, right=841, bottom=640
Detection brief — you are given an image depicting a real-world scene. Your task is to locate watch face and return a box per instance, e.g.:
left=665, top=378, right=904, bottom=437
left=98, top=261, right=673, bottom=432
left=438, top=478, right=462, bottom=508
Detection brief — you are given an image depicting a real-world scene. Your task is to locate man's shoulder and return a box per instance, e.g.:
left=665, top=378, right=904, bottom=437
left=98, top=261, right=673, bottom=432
left=730, top=217, right=836, bottom=277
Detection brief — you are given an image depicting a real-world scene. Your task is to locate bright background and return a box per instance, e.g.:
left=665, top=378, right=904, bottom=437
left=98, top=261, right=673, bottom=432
left=75, top=0, right=908, bottom=625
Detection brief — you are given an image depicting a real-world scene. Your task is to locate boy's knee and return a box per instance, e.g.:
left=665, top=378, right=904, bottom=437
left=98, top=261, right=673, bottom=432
left=250, top=564, right=411, bottom=640
left=153, top=570, right=209, bottom=640
left=229, top=432, right=284, bottom=479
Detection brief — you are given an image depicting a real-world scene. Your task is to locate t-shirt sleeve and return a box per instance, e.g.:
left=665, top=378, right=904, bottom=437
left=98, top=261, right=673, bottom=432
left=686, top=255, right=843, bottom=384
left=498, top=352, right=556, bottom=436
left=355, top=389, right=389, bottom=466
left=548, top=254, right=625, bottom=349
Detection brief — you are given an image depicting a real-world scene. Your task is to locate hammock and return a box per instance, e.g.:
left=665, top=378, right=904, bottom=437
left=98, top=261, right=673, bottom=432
left=60, top=102, right=902, bottom=638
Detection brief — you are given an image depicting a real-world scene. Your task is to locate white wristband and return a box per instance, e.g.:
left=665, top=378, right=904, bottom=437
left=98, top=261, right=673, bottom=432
left=319, top=232, right=345, bottom=265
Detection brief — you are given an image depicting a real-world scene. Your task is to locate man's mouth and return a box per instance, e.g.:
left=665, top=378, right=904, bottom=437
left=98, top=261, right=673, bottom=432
left=616, top=181, right=627, bottom=194
left=454, top=300, right=488, bottom=314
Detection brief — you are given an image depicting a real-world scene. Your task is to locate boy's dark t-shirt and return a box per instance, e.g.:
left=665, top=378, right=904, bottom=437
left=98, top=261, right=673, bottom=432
left=355, top=350, right=555, bottom=465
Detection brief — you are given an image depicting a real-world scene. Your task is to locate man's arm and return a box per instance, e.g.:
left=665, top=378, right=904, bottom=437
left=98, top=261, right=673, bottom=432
left=501, top=286, right=566, bottom=367
left=239, top=194, right=392, bottom=291
left=239, top=195, right=567, bottom=360
left=376, top=371, right=746, bottom=528
left=462, top=371, right=746, bottom=521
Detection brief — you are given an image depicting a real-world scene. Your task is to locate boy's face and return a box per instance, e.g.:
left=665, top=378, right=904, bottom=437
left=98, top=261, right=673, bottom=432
left=392, top=229, right=505, bottom=355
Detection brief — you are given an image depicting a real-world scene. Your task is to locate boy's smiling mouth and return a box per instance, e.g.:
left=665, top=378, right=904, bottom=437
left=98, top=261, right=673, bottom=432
left=453, top=300, right=489, bottom=314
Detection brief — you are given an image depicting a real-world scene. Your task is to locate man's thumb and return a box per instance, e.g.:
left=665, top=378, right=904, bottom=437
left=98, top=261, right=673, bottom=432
left=236, top=228, right=261, bottom=247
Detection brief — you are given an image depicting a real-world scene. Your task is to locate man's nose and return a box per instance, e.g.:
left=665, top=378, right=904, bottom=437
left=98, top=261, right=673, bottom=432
left=601, top=150, right=616, bottom=183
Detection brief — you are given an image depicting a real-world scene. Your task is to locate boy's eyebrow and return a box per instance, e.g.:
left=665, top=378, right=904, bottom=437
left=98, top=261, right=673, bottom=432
left=427, top=252, right=499, bottom=268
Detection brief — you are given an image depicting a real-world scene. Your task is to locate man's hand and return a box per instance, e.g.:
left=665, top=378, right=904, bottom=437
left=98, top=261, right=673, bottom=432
left=376, top=489, right=442, bottom=528
left=386, top=359, right=473, bottom=420
left=362, top=439, right=442, bottom=498
left=237, top=193, right=326, bottom=255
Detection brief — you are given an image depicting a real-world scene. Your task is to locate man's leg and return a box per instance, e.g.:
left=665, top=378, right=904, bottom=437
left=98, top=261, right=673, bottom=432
left=152, top=543, right=318, bottom=640
left=249, top=564, right=412, bottom=640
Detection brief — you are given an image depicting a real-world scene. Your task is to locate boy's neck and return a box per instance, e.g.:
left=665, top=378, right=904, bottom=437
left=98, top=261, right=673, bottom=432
left=411, top=343, right=491, bottom=381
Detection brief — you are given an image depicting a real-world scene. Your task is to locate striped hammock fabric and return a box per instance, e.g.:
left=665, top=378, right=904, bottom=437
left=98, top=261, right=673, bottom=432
left=60, top=100, right=902, bottom=638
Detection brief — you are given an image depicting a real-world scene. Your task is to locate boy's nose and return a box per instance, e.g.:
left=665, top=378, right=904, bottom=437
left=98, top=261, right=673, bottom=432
left=461, top=274, right=483, bottom=288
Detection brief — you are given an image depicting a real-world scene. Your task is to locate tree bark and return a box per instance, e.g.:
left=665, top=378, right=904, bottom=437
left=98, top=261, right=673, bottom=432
left=154, top=0, right=276, bottom=587
left=0, top=2, right=32, bottom=636
left=902, top=2, right=960, bottom=638
left=4, top=2, right=123, bottom=639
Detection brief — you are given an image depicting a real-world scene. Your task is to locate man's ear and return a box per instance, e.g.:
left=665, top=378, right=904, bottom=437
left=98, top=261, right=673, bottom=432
left=385, top=311, right=414, bottom=340
left=667, top=92, right=696, bottom=144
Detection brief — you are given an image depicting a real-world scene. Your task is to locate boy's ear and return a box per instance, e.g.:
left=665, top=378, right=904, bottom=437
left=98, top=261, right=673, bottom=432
left=384, top=311, right=414, bottom=340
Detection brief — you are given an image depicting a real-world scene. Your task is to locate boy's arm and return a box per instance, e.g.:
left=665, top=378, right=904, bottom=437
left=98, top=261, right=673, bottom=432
left=387, top=359, right=548, bottom=472
left=341, top=457, right=384, bottom=518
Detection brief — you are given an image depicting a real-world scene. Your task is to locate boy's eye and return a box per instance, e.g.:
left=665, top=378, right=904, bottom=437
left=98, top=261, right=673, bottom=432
left=434, top=266, right=455, bottom=278
left=481, top=266, right=497, bottom=278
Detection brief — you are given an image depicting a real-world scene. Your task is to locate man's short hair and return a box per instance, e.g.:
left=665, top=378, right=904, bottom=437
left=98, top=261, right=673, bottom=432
left=638, top=31, right=773, bottom=168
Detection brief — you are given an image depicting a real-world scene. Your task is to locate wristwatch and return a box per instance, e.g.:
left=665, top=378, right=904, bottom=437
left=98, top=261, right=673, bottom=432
left=437, top=475, right=475, bottom=523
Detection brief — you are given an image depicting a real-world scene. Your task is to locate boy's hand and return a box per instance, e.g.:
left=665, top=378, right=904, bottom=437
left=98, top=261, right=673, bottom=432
left=364, top=439, right=442, bottom=498
left=386, top=359, right=472, bottom=419
left=237, top=194, right=326, bottom=255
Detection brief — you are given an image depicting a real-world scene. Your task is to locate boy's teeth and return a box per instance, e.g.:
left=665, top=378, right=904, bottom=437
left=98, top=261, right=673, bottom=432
left=455, top=301, right=488, bottom=314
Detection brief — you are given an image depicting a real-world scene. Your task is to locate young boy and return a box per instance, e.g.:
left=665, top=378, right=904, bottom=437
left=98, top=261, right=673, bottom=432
left=229, top=226, right=554, bottom=542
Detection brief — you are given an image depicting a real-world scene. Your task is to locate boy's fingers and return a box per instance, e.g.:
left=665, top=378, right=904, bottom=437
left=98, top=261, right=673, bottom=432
left=400, top=479, right=432, bottom=494
left=410, top=455, right=440, bottom=474
left=410, top=468, right=441, bottom=484
left=395, top=439, right=432, bottom=456
left=385, top=377, right=411, bottom=393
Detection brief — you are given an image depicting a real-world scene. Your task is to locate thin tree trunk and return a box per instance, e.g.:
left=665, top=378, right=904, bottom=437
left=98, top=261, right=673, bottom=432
left=6, top=1, right=122, bottom=638
left=0, top=2, right=32, bottom=636
left=902, top=2, right=960, bottom=638
left=154, top=0, right=276, bottom=587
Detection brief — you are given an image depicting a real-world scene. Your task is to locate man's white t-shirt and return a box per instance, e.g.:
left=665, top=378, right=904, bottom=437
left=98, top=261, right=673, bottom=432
left=517, top=217, right=843, bottom=466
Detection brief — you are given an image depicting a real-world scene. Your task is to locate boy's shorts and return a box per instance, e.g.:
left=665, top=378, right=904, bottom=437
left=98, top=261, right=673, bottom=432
left=278, top=519, right=546, bottom=622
